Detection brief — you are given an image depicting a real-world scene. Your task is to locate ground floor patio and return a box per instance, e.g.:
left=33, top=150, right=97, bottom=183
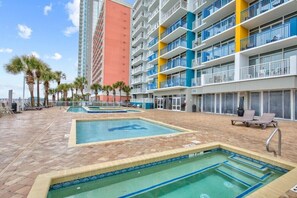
left=0, top=107, right=296, bottom=197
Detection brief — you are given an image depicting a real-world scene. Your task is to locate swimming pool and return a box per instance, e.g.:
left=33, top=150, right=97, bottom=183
left=73, top=118, right=184, bottom=145
left=46, top=146, right=290, bottom=198
left=67, top=106, right=140, bottom=113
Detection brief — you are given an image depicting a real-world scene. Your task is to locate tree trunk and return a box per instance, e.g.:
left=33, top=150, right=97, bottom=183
left=36, top=78, right=40, bottom=107
left=95, top=93, right=98, bottom=101
left=71, top=90, right=74, bottom=101
left=119, top=90, right=122, bottom=103
left=57, top=91, right=60, bottom=101
left=28, top=83, right=35, bottom=107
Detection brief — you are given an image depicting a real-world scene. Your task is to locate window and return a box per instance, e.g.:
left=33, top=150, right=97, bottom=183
left=295, top=91, right=297, bottom=120
left=216, top=94, right=220, bottom=113
left=221, top=93, right=238, bottom=114
left=203, top=94, right=215, bottom=113
left=263, top=90, right=291, bottom=119
left=251, top=92, right=260, bottom=116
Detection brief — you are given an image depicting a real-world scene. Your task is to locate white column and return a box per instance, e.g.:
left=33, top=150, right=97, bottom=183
left=219, top=93, right=222, bottom=114
left=260, top=91, right=264, bottom=116
left=290, top=55, right=297, bottom=75
left=201, top=74, right=205, bottom=86
left=291, top=89, right=295, bottom=120
left=214, top=94, right=217, bottom=113
left=235, top=52, right=249, bottom=81
left=201, top=95, right=203, bottom=112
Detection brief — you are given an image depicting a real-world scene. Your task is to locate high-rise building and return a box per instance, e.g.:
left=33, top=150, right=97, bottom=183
left=92, top=0, right=131, bottom=101
left=130, top=0, right=297, bottom=120
left=77, top=0, right=102, bottom=90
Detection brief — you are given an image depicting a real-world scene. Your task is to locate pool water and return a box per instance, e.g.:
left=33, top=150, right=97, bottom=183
left=47, top=149, right=287, bottom=198
left=76, top=119, right=181, bottom=144
left=67, top=107, right=140, bottom=113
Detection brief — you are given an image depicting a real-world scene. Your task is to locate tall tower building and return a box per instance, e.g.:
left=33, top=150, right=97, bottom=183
left=92, top=0, right=132, bottom=101
left=77, top=0, right=103, bottom=90
left=129, top=0, right=297, bottom=120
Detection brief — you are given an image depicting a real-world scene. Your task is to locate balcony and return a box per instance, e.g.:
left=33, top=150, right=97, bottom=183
left=240, top=0, right=297, bottom=29
left=133, top=1, right=147, bottom=18
left=192, top=0, right=207, bottom=13
left=240, top=22, right=297, bottom=56
left=160, top=38, right=187, bottom=59
left=133, top=12, right=147, bottom=27
left=202, top=41, right=235, bottom=64
left=160, top=58, right=187, bottom=75
left=147, top=22, right=159, bottom=37
left=132, top=66, right=144, bottom=76
left=133, top=22, right=146, bottom=37
left=192, top=77, right=202, bottom=86
left=132, top=44, right=146, bottom=56
left=192, top=57, right=202, bottom=68
left=192, top=17, right=206, bottom=32
left=131, top=87, right=145, bottom=94
left=203, top=0, right=235, bottom=24
left=240, top=58, right=292, bottom=80
left=160, top=78, right=187, bottom=89
left=147, top=82, right=157, bottom=90
left=147, top=51, right=158, bottom=64
left=161, top=0, right=187, bottom=27
left=147, top=66, right=158, bottom=78
left=131, top=76, right=145, bottom=85
left=203, top=69, right=235, bottom=85
left=148, top=37, right=158, bottom=50
left=202, top=14, right=235, bottom=45
left=132, top=33, right=145, bottom=47
left=161, top=19, right=188, bottom=44
left=148, top=0, right=158, bottom=12
left=192, top=37, right=202, bottom=50
left=132, top=55, right=146, bottom=66
left=148, top=7, right=159, bottom=24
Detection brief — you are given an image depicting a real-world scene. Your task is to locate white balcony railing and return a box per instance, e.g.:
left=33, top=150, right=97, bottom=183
left=192, top=37, right=202, bottom=48
left=130, top=98, right=153, bottom=103
left=132, top=66, right=144, bottom=75
left=240, top=58, right=291, bottom=80
left=192, top=0, right=206, bottom=11
left=148, top=8, right=159, bottom=22
left=147, top=22, right=159, bottom=36
left=203, top=70, right=235, bottom=85
left=161, top=0, right=187, bottom=23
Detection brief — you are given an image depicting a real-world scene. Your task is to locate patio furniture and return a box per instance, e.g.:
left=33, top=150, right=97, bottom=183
left=245, top=113, right=278, bottom=129
left=1, top=103, right=14, bottom=115
left=231, top=110, right=255, bottom=125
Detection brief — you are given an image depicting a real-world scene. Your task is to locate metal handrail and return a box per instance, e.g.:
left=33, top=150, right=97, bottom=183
left=266, top=128, right=281, bottom=157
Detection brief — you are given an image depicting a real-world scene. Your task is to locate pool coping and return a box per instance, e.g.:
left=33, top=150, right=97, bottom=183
left=28, top=142, right=297, bottom=198
left=66, top=106, right=144, bottom=114
left=68, top=117, right=196, bottom=147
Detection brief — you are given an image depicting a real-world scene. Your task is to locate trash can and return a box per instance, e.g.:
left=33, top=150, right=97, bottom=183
left=192, top=104, right=197, bottom=112
left=11, top=103, right=17, bottom=113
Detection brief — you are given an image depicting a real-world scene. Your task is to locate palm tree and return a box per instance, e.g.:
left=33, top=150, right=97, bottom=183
left=4, top=55, right=37, bottom=107
left=49, top=88, right=57, bottom=103
left=55, top=71, right=66, bottom=101
left=111, top=83, right=117, bottom=103
left=73, top=80, right=79, bottom=95
left=115, top=81, right=126, bottom=103
left=122, top=85, right=131, bottom=102
left=57, top=83, right=69, bottom=102
left=68, top=83, right=74, bottom=101
left=32, top=59, right=48, bottom=107
left=74, top=77, right=88, bottom=96
left=41, top=68, right=56, bottom=107
left=102, top=85, right=112, bottom=103
left=90, top=83, right=102, bottom=101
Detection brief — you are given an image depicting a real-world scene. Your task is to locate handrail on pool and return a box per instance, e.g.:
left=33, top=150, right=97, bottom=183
left=266, top=128, right=281, bottom=157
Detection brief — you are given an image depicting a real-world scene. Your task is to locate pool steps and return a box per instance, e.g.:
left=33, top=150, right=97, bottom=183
left=229, top=155, right=268, bottom=171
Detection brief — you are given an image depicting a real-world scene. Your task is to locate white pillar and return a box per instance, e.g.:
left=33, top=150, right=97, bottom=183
left=235, top=52, right=249, bottom=81
left=260, top=91, right=264, bottom=116
left=291, top=89, right=295, bottom=120
left=290, top=55, right=297, bottom=75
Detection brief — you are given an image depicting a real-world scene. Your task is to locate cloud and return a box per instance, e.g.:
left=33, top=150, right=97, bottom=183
left=45, top=53, right=62, bottom=60
left=17, top=24, right=32, bottom=39
left=44, top=3, right=52, bottom=15
left=64, top=0, right=79, bottom=36
left=31, top=51, right=40, bottom=58
left=0, top=48, right=13, bottom=53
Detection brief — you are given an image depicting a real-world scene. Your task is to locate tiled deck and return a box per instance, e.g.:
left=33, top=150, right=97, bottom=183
left=0, top=107, right=296, bottom=197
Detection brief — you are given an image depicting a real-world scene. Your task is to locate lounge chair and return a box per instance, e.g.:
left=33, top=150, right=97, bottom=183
left=245, top=113, right=278, bottom=129
left=231, top=110, right=255, bottom=125
left=1, top=103, right=14, bottom=115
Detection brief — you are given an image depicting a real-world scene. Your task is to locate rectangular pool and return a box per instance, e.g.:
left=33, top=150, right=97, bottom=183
left=73, top=118, right=185, bottom=145
left=47, top=148, right=289, bottom=198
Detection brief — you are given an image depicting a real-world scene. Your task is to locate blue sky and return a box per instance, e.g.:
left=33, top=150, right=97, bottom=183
left=0, top=0, right=134, bottom=98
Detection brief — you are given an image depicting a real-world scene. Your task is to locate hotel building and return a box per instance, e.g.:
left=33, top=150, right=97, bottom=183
left=130, top=0, right=297, bottom=120
left=92, top=0, right=131, bottom=101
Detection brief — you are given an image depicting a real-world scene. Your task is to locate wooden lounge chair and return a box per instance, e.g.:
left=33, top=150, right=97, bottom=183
left=245, top=113, right=278, bottom=129
left=231, top=110, right=255, bottom=125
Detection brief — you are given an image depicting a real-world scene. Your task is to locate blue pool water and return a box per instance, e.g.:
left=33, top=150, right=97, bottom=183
left=76, top=119, right=181, bottom=144
left=47, top=149, right=288, bottom=198
left=67, top=107, right=140, bottom=113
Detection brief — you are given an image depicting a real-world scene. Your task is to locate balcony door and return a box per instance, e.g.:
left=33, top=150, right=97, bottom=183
left=172, top=97, right=181, bottom=111
left=157, top=97, right=164, bottom=109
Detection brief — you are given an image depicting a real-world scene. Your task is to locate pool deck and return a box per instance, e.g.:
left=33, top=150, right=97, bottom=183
left=0, top=107, right=297, bottom=197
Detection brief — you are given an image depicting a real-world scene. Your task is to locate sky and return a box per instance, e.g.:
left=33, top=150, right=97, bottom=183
left=0, top=0, right=135, bottom=99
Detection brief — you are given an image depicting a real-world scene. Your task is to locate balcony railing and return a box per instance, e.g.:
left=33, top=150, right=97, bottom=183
left=160, top=78, right=186, bottom=88
left=240, top=58, right=290, bottom=80
left=131, top=55, right=144, bottom=65
left=161, top=0, right=187, bottom=23
left=147, top=66, right=158, bottom=76
left=148, top=7, right=159, bottom=22
left=192, top=17, right=203, bottom=29
left=133, top=1, right=147, bottom=16
left=147, top=22, right=159, bottom=36
left=148, top=37, right=158, bottom=48
left=192, top=77, right=201, bottom=86
left=131, top=88, right=144, bottom=94
left=241, top=0, right=289, bottom=22
left=202, top=41, right=235, bottom=62
left=192, top=37, right=202, bottom=48
left=161, top=0, right=170, bottom=8
left=147, top=51, right=158, bottom=62
left=160, top=58, right=187, bottom=72
left=160, top=38, right=187, bottom=55
left=147, top=82, right=157, bottom=90
left=204, top=70, right=235, bottom=85
left=132, top=44, right=145, bottom=54
left=240, top=23, right=290, bottom=51
left=193, top=0, right=206, bottom=11
left=132, top=66, right=144, bottom=75
left=192, top=57, right=202, bottom=67
left=203, top=0, right=233, bottom=18
left=161, top=19, right=187, bottom=39
left=131, top=76, right=145, bottom=84
left=131, top=98, right=154, bottom=103
left=133, top=22, right=146, bottom=35
left=133, top=12, right=147, bottom=25
left=202, top=14, right=235, bottom=40
left=132, top=33, right=144, bottom=45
